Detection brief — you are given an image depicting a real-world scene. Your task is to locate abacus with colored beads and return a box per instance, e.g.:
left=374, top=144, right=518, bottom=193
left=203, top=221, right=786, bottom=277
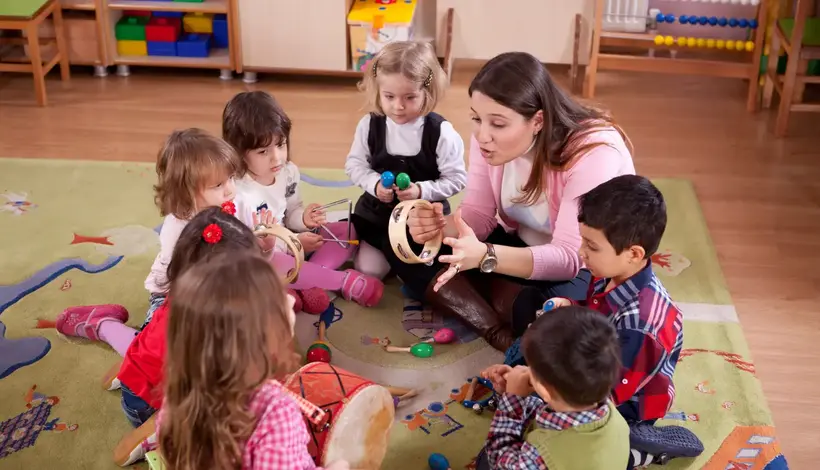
left=585, top=0, right=769, bottom=113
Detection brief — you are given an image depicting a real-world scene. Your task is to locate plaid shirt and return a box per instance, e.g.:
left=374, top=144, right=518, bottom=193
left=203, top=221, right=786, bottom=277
left=584, top=260, right=683, bottom=422
left=158, top=380, right=321, bottom=469
left=243, top=380, right=323, bottom=469
left=487, top=393, right=610, bottom=469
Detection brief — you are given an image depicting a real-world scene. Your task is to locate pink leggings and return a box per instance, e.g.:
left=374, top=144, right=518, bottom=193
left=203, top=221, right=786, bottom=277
left=271, top=221, right=357, bottom=291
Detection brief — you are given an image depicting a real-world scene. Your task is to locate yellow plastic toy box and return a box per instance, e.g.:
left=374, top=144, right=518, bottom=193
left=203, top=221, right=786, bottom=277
left=347, top=0, right=417, bottom=72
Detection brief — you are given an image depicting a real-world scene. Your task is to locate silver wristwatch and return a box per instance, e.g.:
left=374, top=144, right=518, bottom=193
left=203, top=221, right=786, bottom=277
left=479, top=243, right=498, bottom=273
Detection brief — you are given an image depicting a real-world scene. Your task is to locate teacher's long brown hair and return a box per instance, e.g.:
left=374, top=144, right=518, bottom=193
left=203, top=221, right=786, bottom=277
left=469, top=52, right=632, bottom=205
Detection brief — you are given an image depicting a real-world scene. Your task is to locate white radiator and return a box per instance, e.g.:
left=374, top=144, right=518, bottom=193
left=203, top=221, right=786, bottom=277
left=602, top=0, right=650, bottom=33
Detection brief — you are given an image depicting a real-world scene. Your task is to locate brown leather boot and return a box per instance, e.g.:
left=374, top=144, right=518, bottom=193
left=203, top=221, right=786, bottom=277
left=469, top=275, right=547, bottom=337
left=424, top=268, right=514, bottom=351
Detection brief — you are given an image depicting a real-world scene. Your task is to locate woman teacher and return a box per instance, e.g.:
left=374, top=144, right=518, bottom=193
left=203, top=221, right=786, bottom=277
left=402, top=52, right=635, bottom=351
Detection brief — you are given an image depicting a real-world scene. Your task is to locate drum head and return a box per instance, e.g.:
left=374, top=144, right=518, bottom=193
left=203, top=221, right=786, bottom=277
left=323, top=384, right=395, bottom=469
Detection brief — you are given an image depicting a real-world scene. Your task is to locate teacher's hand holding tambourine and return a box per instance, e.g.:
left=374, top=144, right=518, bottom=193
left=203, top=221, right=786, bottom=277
left=388, top=200, right=444, bottom=265
left=394, top=202, right=490, bottom=292
left=405, top=201, right=448, bottom=246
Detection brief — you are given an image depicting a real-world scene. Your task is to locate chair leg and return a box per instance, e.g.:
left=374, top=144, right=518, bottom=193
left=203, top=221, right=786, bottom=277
left=584, top=0, right=604, bottom=99
left=792, top=58, right=809, bottom=103
left=775, top=64, right=797, bottom=137
left=776, top=0, right=813, bottom=137
left=51, top=4, right=71, bottom=82
left=26, top=23, right=47, bottom=106
left=762, top=33, right=781, bottom=109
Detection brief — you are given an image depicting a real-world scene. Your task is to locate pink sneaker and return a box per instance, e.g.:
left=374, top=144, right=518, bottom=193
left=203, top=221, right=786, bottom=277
left=288, top=288, right=303, bottom=313
left=299, top=288, right=330, bottom=314
left=341, top=269, right=384, bottom=307
left=55, top=304, right=129, bottom=341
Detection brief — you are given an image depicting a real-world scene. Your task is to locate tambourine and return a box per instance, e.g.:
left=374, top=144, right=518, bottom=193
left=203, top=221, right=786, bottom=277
left=253, top=224, right=304, bottom=284
left=388, top=199, right=442, bottom=265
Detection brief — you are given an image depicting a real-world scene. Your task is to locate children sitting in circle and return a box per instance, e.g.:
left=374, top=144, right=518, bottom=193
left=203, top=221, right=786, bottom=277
left=224, top=91, right=383, bottom=308
left=345, top=41, right=466, bottom=286
left=47, top=41, right=706, bottom=470
left=505, top=174, right=703, bottom=467
left=158, top=251, right=349, bottom=470
left=477, top=305, right=629, bottom=469
left=55, top=206, right=261, bottom=465
left=142, top=128, right=240, bottom=327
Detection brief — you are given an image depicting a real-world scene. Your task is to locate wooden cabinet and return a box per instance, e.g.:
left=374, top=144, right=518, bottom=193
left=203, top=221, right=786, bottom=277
left=435, top=0, right=593, bottom=65
left=239, top=0, right=353, bottom=71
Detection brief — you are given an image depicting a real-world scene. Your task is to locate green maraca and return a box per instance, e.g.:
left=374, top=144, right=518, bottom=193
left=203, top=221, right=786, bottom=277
left=384, top=342, right=434, bottom=358
left=395, top=172, right=412, bottom=190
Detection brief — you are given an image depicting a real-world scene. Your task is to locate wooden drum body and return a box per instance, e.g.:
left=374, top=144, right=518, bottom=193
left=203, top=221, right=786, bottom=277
left=284, top=363, right=394, bottom=469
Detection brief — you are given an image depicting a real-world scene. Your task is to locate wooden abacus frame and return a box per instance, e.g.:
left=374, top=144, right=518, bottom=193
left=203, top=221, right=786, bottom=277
left=584, top=0, right=768, bottom=112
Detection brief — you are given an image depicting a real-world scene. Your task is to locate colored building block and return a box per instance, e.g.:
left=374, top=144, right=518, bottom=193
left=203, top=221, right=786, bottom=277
left=183, top=12, right=213, bottom=34
left=147, top=41, right=177, bottom=56
left=213, top=14, right=228, bottom=48
left=152, top=11, right=184, bottom=18
left=146, top=17, right=181, bottom=42
left=115, top=16, right=149, bottom=41
left=176, top=33, right=211, bottom=57
left=117, top=39, right=148, bottom=56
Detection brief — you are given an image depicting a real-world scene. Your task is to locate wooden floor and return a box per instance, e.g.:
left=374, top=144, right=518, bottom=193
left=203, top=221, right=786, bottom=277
left=2, top=64, right=820, bottom=467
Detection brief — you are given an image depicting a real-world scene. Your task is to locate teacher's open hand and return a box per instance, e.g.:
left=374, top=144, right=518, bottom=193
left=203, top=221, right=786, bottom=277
left=433, top=209, right=487, bottom=292
left=407, top=202, right=447, bottom=244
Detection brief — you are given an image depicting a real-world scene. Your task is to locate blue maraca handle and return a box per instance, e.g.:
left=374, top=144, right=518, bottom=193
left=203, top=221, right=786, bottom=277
left=381, top=171, right=395, bottom=188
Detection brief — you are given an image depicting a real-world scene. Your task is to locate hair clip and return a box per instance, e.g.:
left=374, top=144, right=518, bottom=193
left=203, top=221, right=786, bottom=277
left=203, top=223, right=223, bottom=244
left=372, top=60, right=378, bottom=78
left=423, top=70, right=433, bottom=88
left=221, top=200, right=236, bottom=216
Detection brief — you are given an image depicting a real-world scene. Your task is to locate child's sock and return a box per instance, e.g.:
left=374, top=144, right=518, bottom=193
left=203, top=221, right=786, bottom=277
left=273, top=253, right=345, bottom=290
left=353, top=241, right=391, bottom=279
left=309, top=221, right=357, bottom=269
left=99, top=321, right=139, bottom=357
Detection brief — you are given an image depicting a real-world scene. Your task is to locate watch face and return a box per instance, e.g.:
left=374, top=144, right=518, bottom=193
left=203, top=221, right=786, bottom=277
left=480, top=258, right=498, bottom=273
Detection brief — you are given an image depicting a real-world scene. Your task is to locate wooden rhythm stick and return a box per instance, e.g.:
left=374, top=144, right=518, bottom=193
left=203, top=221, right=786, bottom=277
left=253, top=224, right=304, bottom=284
left=387, top=200, right=443, bottom=265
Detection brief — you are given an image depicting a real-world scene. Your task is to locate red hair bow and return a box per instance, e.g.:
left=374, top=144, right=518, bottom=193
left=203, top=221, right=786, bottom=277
left=221, top=201, right=236, bottom=216
left=203, top=223, right=223, bottom=244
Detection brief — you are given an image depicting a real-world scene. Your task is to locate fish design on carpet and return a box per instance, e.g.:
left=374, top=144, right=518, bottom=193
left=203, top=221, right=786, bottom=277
left=0, top=225, right=159, bottom=379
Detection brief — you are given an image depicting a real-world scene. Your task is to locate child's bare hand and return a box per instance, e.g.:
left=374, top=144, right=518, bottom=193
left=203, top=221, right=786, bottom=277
left=303, top=203, right=327, bottom=229
left=375, top=181, right=394, bottom=203
left=297, top=232, right=324, bottom=253
left=481, top=364, right=512, bottom=394
left=396, top=182, right=421, bottom=201
left=505, top=366, right=535, bottom=397
left=326, top=460, right=350, bottom=470
left=252, top=208, right=277, bottom=229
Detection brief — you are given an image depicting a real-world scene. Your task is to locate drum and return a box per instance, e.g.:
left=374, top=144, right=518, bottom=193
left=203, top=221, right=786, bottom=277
left=284, top=363, right=394, bottom=469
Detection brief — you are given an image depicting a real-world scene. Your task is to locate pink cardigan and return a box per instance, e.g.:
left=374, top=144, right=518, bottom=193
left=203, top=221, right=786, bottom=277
left=459, top=129, right=635, bottom=281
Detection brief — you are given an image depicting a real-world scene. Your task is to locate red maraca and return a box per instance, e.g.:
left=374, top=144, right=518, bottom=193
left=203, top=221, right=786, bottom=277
left=306, top=320, right=332, bottom=363
left=423, top=328, right=456, bottom=344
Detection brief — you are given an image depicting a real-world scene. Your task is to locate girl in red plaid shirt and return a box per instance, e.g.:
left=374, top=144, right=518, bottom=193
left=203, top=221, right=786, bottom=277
left=157, top=252, right=350, bottom=470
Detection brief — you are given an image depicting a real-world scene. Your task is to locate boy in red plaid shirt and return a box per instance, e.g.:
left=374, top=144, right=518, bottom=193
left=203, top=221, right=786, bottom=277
left=506, top=175, right=703, bottom=467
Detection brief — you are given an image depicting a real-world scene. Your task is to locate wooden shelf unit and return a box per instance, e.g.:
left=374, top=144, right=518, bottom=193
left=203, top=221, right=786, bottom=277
left=103, top=0, right=239, bottom=74
left=584, top=0, right=768, bottom=112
